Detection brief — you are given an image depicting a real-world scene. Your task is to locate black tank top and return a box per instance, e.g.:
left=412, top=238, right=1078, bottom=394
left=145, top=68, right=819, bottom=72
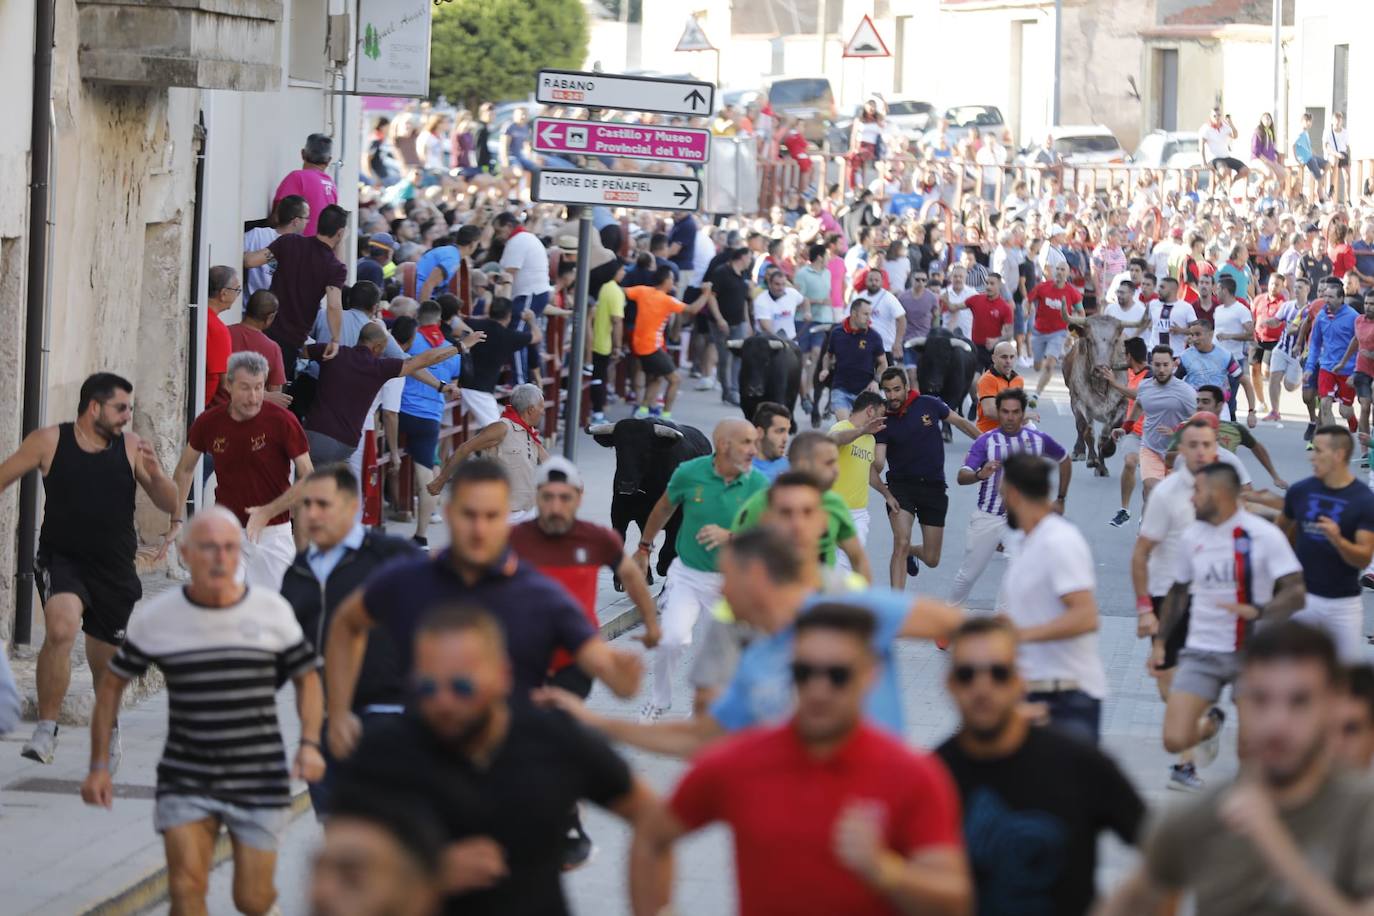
left=38, top=423, right=137, bottom=568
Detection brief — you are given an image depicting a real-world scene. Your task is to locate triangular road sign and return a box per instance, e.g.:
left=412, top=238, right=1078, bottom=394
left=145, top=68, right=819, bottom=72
left=843, top=14, right=891, bottom=58
left=676, top=18, right=715, bottom=53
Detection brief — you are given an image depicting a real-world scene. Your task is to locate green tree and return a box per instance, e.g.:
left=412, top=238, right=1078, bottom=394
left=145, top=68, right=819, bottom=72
left=430, top=0, right=589, bottom=108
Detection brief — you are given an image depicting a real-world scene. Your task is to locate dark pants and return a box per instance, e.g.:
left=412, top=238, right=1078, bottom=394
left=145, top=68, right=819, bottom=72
left=1028, top=689, right=1100, bottom=745
left=308, top=709, right=404, bottom=817
left=1228, top=373, right=1242, bottom=421
left=590, top=352, right=611, bottom=413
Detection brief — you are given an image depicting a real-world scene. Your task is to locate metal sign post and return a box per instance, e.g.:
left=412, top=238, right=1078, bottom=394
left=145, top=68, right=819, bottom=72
left=563, top=211, right=593, bottom=461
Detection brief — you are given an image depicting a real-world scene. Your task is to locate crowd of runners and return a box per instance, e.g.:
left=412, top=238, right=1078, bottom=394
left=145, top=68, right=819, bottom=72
left=0, top=97, right=1369, bottom=915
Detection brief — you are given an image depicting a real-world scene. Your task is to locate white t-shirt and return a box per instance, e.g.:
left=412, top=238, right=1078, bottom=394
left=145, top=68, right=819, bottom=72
left=1138, top=465, right=1198, bottom=597
left=1105, top=270, right=1133, bottom=301
left=1212, top=301, right=1253, bottom=359
left=884, top=258, right=911, bottom=295
left=865, top=289, right=905, bottom=351
left=499, top=231, right=552, bottom=298
left=690, top=231, right=716, bottom=287
left=1200, top=121, right=1233, bottom=160
left=752, top=288, right=804, bottom=340
left=243, top=226, right=279, bottom=299
left=1103, top=299, right=1147, bottom=339
left=1173, top=509, right=1302, bottom=654
left=1001, top=513, right=1107, bottom=698
left=1149, top=298, right=1197, bottom=353
left=941, top=285, right=977, bottom=340
left=1148, top=241, right=1176, bottom=281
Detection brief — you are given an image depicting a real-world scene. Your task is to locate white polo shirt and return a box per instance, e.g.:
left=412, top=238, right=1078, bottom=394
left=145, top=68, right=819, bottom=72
left=752, top=288, right=804, bottom=340
left=865, top=288, right=906, bottom=351
left=499, top=230, right=552, bottom=298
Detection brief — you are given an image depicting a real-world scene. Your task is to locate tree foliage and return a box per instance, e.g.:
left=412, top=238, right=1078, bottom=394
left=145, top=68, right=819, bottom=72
left=429, top=0, right=589, bottom=108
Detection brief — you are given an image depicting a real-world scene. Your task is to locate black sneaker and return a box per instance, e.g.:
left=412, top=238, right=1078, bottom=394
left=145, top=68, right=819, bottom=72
left=1304, top=421, right=1317, bottom=442
left=1109, top=508, right=1131, bottom=528
left=562, top=827, right=595, bottom=871
left=412, top=536, right=429, bottom=549
left=1362, top=573, right=1374, bottom=590
left=906, top=555, right=920, bottom=577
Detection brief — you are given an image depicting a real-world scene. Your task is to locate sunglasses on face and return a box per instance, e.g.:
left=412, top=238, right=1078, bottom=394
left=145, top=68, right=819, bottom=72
left=952, top=663, right=1014, bottom=685
left=413, top=675, right=477, bottom=699
left=790, top=661, right=855, bottom=688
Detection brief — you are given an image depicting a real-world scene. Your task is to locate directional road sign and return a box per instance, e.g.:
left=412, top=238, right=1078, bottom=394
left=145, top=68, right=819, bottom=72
left=533, top=169, right=701, bottom=212
left=536, top=69, right=715, bottom=119
left=532, top=118, right=711, bottom=165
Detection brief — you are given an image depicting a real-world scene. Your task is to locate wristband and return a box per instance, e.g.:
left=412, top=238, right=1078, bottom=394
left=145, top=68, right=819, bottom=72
left=300, top=738, right=322, bottom=750
left=1136, top=596, right=1154, bottom=615
left=637, top=541, right=653, bottom=555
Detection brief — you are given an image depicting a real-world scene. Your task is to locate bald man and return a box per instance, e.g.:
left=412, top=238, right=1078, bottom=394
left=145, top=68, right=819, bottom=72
left=83, top=507, right=324, bottom=915
left=974, top=340, right=1025, bottom=433
left=632, top=419, right=768, bottom=719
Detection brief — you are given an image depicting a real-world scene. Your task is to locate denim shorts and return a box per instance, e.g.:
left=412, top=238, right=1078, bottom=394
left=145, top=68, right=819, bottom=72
left=830, top=387, right=862, bottom=412
left=1031, top=329, right=1068, bottom=362
left=1027, top=689, right=1101, bottom=745
left=154, top=793, right=291, bottom=851
left=1353, top=371, right=1373, bottom=400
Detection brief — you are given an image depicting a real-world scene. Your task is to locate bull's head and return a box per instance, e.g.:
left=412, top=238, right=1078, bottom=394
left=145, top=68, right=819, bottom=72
left=587, top=419, right=684, bottom=495
left=912, top=329, right=972, bottom=396
left=734, top=336, right=785, bottom=400
left=1073, top=315, right=1128, bottom=374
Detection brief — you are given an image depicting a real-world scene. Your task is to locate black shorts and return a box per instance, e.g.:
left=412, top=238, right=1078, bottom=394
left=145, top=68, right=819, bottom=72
left=886, top=475, right=949, bottom=527
left=547, top=663, right=593, bottom=699
left=1210, top=156, right=1246, bottom=173
left=639, top=348, right=675, bottom=379
left=35, top=550, right=141, bottom=645
left=1250, top=339, right=1278, bottom=364
left=975, top=345, right=995, bottom=372
left=1153, top=595, right=1190, bottom=671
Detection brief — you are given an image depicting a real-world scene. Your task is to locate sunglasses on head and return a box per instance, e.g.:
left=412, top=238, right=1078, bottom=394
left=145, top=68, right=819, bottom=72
left=413, top=675, right=477, bottom=699
left=790, top=661, right=854, bottom=688
left=952, top=663, right=1014, bottom=685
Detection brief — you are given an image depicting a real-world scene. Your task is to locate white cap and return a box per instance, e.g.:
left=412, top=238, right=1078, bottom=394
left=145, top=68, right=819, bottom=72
left=535, top=456, right=583, bottom=490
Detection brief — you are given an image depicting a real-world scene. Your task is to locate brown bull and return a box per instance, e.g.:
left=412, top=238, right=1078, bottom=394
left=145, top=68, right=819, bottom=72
left=1062, top=314, right=1130, bottom=477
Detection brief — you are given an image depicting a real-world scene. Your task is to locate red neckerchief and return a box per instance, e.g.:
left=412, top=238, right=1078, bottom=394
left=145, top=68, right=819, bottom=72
left=419, top=324, right=446, bottom=347
left=842, top=317, right=862, bottom=334
left=887, top=390, right=920, bottom=416
left=509, top=226, right=527, bottom=238
left=502, top=404, right=542, bottom=446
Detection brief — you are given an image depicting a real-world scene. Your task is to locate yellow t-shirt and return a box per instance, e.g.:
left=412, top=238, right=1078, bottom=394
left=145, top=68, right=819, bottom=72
left=829, top=420, right=876, bottom=510
left=593, top=281, right=625, bottom=356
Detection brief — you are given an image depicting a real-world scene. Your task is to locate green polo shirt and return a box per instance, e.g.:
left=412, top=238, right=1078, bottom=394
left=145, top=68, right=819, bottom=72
left=666, top=456, right=770, bottom=572
left=731, top=487, right=858, bottom=566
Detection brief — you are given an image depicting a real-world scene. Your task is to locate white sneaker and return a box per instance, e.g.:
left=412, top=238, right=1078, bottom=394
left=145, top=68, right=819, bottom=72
left=638, top=702, right=667, bottom=723
left=1194, top=707, right=1226, bottom=769
left=694, top=377, right=716, bottom=391
left=109, top=725, right=123, bottom=777
left=21, top=721, right=58, bottom=764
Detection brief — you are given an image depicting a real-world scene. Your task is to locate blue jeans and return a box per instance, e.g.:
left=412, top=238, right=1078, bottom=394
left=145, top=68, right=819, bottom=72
left=513, top=291, right=551, bottom=384
left=1028, top=689, right=1100, bottom=744
left=712, top=321, right=750, bottom=396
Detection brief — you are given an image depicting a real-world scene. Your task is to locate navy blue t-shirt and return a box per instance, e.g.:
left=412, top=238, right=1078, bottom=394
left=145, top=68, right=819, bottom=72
left=362, top=549, right=596, bottom=690
left=875, top=394, right=952, bottom=480
left=1282, top=476, right=1374, bottom=598
left=827, top=325, right=887, bottom=394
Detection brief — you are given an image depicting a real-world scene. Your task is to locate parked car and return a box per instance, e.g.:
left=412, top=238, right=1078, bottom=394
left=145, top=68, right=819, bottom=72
left=1130, top=130, right=1204, bottom=170
left=922, top=105, right=1007, bottom=149
left=719, top=87, right=763, bottom=113
left=764, top=76, right=837, bottom=145
left=1044, top=125, right=1127, bottom=166
left=830, top=97, right=936, bottom=151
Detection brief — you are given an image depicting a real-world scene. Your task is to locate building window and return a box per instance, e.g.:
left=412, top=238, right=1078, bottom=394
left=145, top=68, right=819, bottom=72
left=289, top=0, right=328, bottom=85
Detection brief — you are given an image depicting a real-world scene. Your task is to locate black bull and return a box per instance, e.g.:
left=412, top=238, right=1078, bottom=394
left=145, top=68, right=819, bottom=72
left=731, top=333, right=802, bottom=424
left=589, top=417, right=712, bottom=588
left=913, top=329, right=978, bottom=438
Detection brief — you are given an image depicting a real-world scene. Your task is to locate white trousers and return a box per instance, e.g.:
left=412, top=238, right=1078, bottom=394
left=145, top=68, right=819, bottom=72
left=651, top=558, right=722, bottom=710
left=835, top=507, right=870, bottom=575
left=1295, top=593, right=1366, bottom=663
left=460, top=389, right=502, bottom=428
left=949, top=509, right=1009, bottom=606
left=241, top=523, right=297, bottom=592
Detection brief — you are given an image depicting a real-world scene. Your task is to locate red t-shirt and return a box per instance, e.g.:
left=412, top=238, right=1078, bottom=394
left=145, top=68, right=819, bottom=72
left=670, top=721, right=962, bottom=916
left=965, top=294, right=1014, bottom=346
left=188, top=402, right=308, bottom=526
left=1124, top=367, right=1147, bottom=435
left=1250, top=293, right=1287, bottom=343
left=205, top=309, right=232, bottom=407
left=211, top=325, right=287, bottom=408
left=1332, top=243, right=1357, bottom=279
left=1027, top=281, right=1082, bottom=334
left=508, top=519, right=623, bottom=672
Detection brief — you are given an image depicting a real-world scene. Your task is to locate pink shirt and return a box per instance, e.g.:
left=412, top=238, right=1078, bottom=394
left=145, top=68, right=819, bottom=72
left=1355, top=314, right=1374, bottom=377
left=272, top=168, right=338, bottom=236
left=826, top=256, right=847, bottom=322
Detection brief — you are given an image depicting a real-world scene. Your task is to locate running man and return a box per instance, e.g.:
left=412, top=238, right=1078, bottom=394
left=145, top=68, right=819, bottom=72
left=0, top=373, right=179, bottom=766
left=625, top=265, right=709, bottom=419
left=81, top=507, right=324, bottom=916
left=1100, top=344, right=1196, bottom=503
left=828, top=390, right=887, bottom=574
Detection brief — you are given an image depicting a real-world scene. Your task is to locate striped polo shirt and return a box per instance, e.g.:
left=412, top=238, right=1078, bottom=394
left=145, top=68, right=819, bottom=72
left=108, top=586, right=318, bottom=808
left=961, top=427, right=1068, bottom=516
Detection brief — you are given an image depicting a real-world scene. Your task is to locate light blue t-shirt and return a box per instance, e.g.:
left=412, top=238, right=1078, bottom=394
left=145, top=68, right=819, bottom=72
left=415, top=246, right=462, bottom=294
left=710, top=587, right=909, bottom=735
left=398, top=335, right=461, bottom=421
left=752, top=456, right=790, bottom=482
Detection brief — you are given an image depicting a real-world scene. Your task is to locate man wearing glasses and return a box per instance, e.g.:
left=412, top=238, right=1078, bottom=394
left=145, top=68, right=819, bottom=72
left=898, top=268, right=938, bottom=386
left=936, top=617, right=1143, bottom=916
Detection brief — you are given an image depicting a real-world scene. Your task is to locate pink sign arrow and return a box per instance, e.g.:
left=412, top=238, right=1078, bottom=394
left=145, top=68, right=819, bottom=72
left=532, top=117, right=711, bottom=165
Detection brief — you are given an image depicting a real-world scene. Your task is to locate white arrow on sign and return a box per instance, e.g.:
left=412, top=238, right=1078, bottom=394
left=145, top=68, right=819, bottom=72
left=539, top=122, right=561, bottom=147
left=533, top=169, right=701, bottom=212
left=536, top=69, right=716, bottom=119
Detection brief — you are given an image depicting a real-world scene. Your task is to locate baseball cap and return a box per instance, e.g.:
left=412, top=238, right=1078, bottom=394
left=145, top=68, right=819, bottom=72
left=368, top=232, right=396, bottom=252
left=535, top=456, right=583, bottom=490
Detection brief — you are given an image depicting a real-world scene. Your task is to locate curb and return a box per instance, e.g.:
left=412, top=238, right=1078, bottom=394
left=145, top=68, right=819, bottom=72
left=78, top=608, right=648, bottom=915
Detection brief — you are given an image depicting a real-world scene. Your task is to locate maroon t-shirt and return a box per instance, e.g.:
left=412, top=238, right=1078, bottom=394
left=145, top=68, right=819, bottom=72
left=509, top=519, right=623, bottom=671
left=266, top=233, right=347, bottom=348
left=188, top=402, right=308, bottom=526
left=303, top=343, right=405, bottom=445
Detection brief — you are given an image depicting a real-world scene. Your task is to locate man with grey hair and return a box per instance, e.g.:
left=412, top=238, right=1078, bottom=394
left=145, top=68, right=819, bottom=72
left=273, top=132, right=337, bottom=237
left=427, top=382, right=547, bottom=522
left=173, top=351, right=314, bottom=588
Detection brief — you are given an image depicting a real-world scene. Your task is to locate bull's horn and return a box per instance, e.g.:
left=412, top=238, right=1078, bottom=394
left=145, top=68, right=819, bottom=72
left=652, top=424, right=684, bottom=439
left=587, top=423, right=617, bottom=435
left=905, top=337, right=927, bottom=349
left=726, top=340, right=744, bottom=350
left=767, top=339, right=783, bottom=350
left=951, top=338, right=973, bottom=352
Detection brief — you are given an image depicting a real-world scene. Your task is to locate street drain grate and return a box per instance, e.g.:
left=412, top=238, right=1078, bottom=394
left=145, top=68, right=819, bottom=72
left=6, top=777, right=157, bottom=799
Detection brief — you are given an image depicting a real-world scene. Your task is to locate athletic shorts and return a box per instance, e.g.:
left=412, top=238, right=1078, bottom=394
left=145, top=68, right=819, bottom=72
left=638, top=348, right=675, bottom=379
left=1354, top=371, right=1373, bottom=400
left=397, top=412, right=440, bottom=470
left=1173, top=647, right=1242, bottom=704
left=154, top=794, right=290, bottom=851
left=1152, top=596, right=1190, bottom=671
left=1250, top=339, right=1278, bottom=364
left=1318, top=369, right=1356, bottom=405
left=1270, top=349, right=1303, bottom=388
left=1139, top=446, right=1169, bottom=482
left=886, top=475, right=949, bottom=527
left=35, top=549, right=140, bottom=645
left=1031, top=329, right=1068, bottom=362
left=1305, top=155, right=1329, bottom=179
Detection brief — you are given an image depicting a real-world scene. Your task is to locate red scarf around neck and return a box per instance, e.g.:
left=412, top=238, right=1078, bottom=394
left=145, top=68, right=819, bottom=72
left=419, top=324, right=446, bottom=347
left=887, top=390, right=920, bottom=416
left=502, top=404, right=542, bottom=445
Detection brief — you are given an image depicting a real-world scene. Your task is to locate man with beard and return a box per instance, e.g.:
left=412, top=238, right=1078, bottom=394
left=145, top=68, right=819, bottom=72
left=937, top=617, right=1143, bottom=915
left=0, top=373, right=179, bottom=766
left=308, top=793, right=444, bottom=916
left=1155, top=463, right=1305, bottom=785
left=1100, top=622, right=1374, bottom=916
left=332, top=606, right=659, bottom=916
